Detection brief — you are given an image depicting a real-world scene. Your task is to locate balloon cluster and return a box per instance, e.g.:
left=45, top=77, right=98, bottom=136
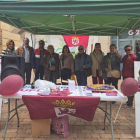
left=0, top=75, right=23, bottom=96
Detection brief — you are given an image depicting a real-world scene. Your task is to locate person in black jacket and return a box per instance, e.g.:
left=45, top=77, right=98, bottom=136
left=31, top=40, right=48, bottom=81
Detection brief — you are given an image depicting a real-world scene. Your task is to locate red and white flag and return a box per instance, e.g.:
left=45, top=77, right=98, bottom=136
left=62, top=35, right=89, bottom=49
left=22, top=96, right=100, bottom=121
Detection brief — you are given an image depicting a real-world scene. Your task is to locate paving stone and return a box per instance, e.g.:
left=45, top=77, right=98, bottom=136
left=24, top=138, right=34, bottom=140
left=11, top=138, right=24, bottom=140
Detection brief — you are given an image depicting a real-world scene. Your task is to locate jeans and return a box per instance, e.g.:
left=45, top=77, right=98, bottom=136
left=105, top=77, right=118, bottom=89
left=61, top=68, right=71, bottom=85
left=24, top=63, right=32, bottom=84
left=92, top=70, right=103, bottom=84
left=123, top=76, right=134, bottom=106
left=76, top=71, right=87, bottom=86
left=35, top=65, right=44, bottom=81
left=50, top=71, right=56, bottom=84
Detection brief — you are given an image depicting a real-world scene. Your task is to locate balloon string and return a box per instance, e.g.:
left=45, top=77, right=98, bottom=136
left=114, top=97, right=124, bottom=123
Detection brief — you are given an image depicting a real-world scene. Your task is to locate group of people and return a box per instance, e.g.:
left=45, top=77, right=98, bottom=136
left=0, top=38, right=137, bottom=108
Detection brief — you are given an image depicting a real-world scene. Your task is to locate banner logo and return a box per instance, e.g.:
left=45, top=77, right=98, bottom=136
left=72, top=37, right=79, bottom=45
left=128, top=30, right=139, bottom=35
left=52, top=99, right=75, bottom=108
left=54, top=107, right=76, bottom=117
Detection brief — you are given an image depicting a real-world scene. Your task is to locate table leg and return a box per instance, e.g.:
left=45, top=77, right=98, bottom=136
left=103, top=101, right=108, bottom=130
left=3, top=99, right=10, bottom=140
left=110, top=101, right=114, bottom=140
left=15, top=99, right=19, bottom=127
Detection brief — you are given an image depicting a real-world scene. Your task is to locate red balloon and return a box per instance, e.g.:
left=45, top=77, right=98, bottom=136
left=121, top=78, right=139, bottom=96
left=0, top=75, right=23, bottom=96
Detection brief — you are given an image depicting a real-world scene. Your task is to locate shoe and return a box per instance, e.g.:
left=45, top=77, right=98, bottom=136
left=125, top=105, right=133, bottom=109
left=125, top=101, right=128, bottom=105
left=112, top=101, right=116, bottom=104
left=124, top=104, right=128, bottom=107
left=3, top=99, right=8, bottom=104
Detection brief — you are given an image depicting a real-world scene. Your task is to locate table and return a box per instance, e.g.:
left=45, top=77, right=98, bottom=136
left=134, top=61, right=140, bottom=138
left=0, top=85, right=125, bottom=140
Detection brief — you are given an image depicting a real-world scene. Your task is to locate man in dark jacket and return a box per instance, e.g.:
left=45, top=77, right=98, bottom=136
left=31, top=40, right=48, bottom=81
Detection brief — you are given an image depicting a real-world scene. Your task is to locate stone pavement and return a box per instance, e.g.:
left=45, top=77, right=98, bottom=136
left=0, top=78, right=140, bottom=140
left=0, top=100, right=139, bottom=140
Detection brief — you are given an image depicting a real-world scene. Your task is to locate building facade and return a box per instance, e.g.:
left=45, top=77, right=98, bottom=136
left=0, top=21, right=20, bottom=52
left=111, top=31, right=140, bottom=57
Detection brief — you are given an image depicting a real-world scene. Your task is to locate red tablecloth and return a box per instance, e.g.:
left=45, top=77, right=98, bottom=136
left=22, top=96, right=100, bottom=121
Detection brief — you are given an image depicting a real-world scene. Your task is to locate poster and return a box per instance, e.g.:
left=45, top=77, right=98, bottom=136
left=34, top=35, right=78, bottom=58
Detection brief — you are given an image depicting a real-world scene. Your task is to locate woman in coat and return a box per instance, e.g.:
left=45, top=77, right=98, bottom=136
left=75, top=45, right=92, bottom=86
left=90, top=43, right=104, bottom=84
left=122, top=45, right=137, bottom=108
left=43, top=45, right=60, bottom=84
left=0, top=39, right=16, bottom=104
left=60, top=45, right=74, bottom=85
left=1, top=40, right=16, bottom=57
left=101, top=44, right=122, bottom=103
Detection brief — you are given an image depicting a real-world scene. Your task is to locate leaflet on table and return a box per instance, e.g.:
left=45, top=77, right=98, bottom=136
left=56, top=85, right=80, bottom=96
left=16, top=85, right=81, bottom=96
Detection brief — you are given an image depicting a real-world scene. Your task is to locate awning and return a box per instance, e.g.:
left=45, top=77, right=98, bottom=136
left=0, top=0, right=140, bottom=35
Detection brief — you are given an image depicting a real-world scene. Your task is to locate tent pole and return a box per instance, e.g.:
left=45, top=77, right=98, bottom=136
left=117, top=35, right=119, bottom=50
left=116, top=29, right=119, bottom=50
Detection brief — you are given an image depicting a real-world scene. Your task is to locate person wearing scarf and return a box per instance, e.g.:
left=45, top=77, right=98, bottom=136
left=0, top=39, right=16, bottom=104
left=0, top=39, right=16, bottom=57
left=60, top=45, right=74, bottom=85
left=43, top=45, right=60, bottom=84
left=122, top=45, right=137, bottom=108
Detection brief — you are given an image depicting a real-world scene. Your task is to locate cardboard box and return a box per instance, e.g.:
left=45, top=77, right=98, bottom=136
left=31, top=119, right=51, bottom=137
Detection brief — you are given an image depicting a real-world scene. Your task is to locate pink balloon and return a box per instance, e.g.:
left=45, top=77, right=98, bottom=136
left=121, top=78, right=139, bottom=96
left=0, top=75, right=23, bottom=96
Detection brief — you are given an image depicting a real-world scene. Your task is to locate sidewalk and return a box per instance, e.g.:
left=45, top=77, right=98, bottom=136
left=0, top=100, right=139, bottom=140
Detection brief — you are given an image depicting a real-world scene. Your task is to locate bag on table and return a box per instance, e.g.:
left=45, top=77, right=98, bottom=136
left=52, top=115, right=69, bottom=138
left=71, top=74, right=78, bottom=85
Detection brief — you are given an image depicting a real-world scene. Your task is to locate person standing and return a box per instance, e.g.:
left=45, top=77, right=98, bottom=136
left=122, top=45, right=137, bottom=108
left=31, top=40, right=48, bottom=81
left=43, top=45, right=60, bottom=84
left=0, top=40, right=16, bottom=57
left=90, top=43, right=104, bottom=84
left=75, top=45, right=92, bottom=86
left=60, top=45, right=74, bottom=85
left=16, top=38, right=33, bottom=84
left=0, top=40, right=16, bottom=103
left=101, top=44, right=121, bottom=104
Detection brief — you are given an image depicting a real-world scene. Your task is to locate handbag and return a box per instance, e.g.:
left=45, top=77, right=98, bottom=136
left=52, top=116, right=69, bottom=138
left=111, top=70, right=121, bottom=78
left=109, top=55, right=121, bottom=78
left=84, top=55, right=92, bottom=77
